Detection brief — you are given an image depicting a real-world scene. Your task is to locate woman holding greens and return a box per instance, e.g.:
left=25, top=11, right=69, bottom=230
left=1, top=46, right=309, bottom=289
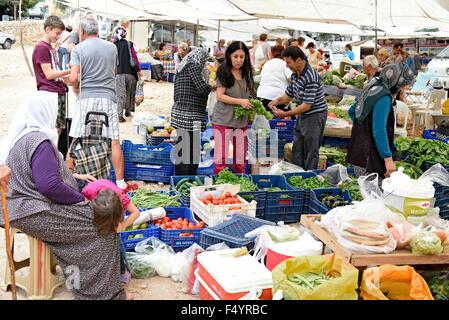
left=211, top=41, right=255, bottom=174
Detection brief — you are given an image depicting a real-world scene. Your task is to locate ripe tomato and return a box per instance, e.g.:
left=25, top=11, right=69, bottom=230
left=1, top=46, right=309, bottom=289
left=164, top=217, right=171, bottom=223
left=207, top=194, right=213, bottom=201
left=219, top=195, right=226, bottom=201
left=212, top=199, right=219, bottom=205
left=225, top=192, right=232, bottom=198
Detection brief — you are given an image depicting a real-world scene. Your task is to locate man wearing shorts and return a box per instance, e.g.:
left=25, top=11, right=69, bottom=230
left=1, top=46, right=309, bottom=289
left=69, top=15, right=127, bottom=190
left=32, top=15, right=71, bottom=135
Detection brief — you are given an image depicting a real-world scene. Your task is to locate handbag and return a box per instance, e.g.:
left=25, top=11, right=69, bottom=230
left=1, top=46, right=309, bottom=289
left=128, top=41, right=138, bottom=71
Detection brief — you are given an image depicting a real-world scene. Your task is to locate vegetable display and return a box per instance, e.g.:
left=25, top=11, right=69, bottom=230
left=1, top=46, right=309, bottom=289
left=344, top=74, right=367, bottom=90
left=321, top=71, right=346, bottom=88
left=420, top=271, right=449, bottom=300
left=287, top=271, right=338, bottom=289
left=395, top=136, right=449, bottom=169
left=154, top=216, right=205, bottom=230
left=327, top=107, right=350, bottom=121
left=395, top=161, right=423, bottom=179
left=410, top=231, right=443, bottom=255
left=123, top=223, right=149, bottom=239
left=338, top=179, right=363, bottom=202
left=234, top=99, right=273, bottom=121
left=319, top=147, right=348, bottom=166
left=200, top=192, right=243, bottom=210
left=174, top=176, right=204, bottom=196
left=288, top=176, right=331, bottom=189
left=214, top=168, right=258, bottom=192
left=126, top=252, right=157, bottom=279
left=131, top=189, right=181, bottom=209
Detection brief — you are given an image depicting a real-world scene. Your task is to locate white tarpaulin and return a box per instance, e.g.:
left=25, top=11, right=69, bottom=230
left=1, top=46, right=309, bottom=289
left=229, top=0, right=449, bottom=28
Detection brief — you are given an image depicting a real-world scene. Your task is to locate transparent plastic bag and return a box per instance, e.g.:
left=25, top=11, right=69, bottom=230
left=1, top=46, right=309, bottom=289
left=126, top=252, right=157, bottom=279
left=252, top=114, right=271, bottom=139
left=134, top=237, right=175, bottom=277
left=419, top=163, right=449, bottom=187
left=358, top=173, right=383, bottom=200
left=181, top=244, right=204, bottom=295
left=205, top=242, right=230, bottom=251
left=170, top=251, right=187, bottom=282
left=321, top=164, right=351, bottom=185
left=135, top=79, right=145, bottom=107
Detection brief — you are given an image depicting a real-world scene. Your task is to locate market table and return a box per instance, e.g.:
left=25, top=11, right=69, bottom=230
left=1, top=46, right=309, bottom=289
left=323, top=126, right=352, bottom=139
left=300, top=214, right=449, bottom=268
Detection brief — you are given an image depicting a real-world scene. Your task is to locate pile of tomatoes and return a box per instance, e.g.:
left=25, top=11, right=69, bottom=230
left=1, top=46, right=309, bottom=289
left=200, top=192, right=243, bottom=208
left=154, top=217, right=205, bottom=230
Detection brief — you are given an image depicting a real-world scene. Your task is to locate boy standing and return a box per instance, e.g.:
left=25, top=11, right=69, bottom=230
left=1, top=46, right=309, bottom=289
left=32, top=15, right=71, bottom=136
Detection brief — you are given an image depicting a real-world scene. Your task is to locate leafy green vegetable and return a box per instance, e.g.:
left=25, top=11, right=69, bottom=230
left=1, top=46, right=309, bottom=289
left=214, top=168, right=258, bottom=192
left=411, top=231, right=443, bottom=255
left=126, top=252, right=157, bottom=279
left=419, top=270, right=449, bottom=300
left=319, top=147, right=348, bottom=166
left=338, top=179, right=363, bottom=202
left=131, top=189, right=180, bottom=208
left=319, top=194, right=351, bottom=209
left=395, top=137, right=449, bottom=169
left=288, top=176, right=331, bottom=189
left=234, top=99, right=273, bottom=121
left=395, top=161, right=423, bottom=179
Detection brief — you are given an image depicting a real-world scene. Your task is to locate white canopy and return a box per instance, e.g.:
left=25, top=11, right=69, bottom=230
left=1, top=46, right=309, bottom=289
left=229, top=0, right=449, bottom=28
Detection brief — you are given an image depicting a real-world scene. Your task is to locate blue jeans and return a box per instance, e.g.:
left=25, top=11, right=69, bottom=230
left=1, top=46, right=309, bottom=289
left=58, top=47, right=70, bottom=70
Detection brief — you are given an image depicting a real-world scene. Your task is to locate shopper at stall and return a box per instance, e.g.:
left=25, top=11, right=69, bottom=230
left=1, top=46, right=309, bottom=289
left=377, top=47, right=390, bottom=68
left=254, top=33, right=272, bottom=71
left=306, top=42, right=322, bottom=69
left=174, top=42, right=190, bottom=71
left=298, top=36, right=307, bottom=54
left=344, top=44, right=355, bottom=61
left=112, top=26, right=142, bottom=122
left=347, top=63, right=414, bottom=178
left=248, top=39, right=258, bottom=69
left=211, top=41, right=254, bottom=174
left=171, top=48, right=212, bottom=176
left=363, top=55, right=381, bottom=82
left=257, top=45, right=293, bottom=117
left=0, top=91, right=125, bottom=300
left=268, top=46, right=327, bottom=170
left=69, top=15, right=127, bottom=191
left=213, top=39, right=227, bottom=63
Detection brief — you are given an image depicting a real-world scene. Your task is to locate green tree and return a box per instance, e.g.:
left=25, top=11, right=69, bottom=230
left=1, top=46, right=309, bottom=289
left=0, top=0, right=41, bottom=19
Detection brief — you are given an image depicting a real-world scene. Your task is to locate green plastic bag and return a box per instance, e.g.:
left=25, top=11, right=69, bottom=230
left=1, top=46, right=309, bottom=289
left=272, top=254, right=359, bottom=300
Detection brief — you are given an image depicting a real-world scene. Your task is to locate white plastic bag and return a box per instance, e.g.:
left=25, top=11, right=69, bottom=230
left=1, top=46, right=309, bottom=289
left=269, top=160, right=305, bottom=175
left=181, top=244, right=204, bottom=295
left=419, top=163, right=449, bottom=187
left=252, top=114, right=272, bottom=139
left=135, top=79, right=145, bottom=107
left=170, top=251, right=187, bottom=282
left=358, top=173, right=383, bottom=200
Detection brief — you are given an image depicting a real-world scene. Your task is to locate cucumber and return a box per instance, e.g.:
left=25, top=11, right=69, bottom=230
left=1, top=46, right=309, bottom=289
left=195, top=176, right=203, bottom=186
left=175, top=178, right=189, bottom=190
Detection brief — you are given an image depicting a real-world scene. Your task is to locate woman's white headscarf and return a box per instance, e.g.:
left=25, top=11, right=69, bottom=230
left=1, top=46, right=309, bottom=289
left=0, top=91, right=59, bottom=165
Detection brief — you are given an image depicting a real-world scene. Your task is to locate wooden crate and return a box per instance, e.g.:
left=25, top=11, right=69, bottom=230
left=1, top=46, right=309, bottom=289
left=300, top=214, right=449, bottom=267
left=323, top=126, right=352, bottom=138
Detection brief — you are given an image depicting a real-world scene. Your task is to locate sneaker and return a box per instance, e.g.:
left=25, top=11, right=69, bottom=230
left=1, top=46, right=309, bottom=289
left=119, top=116, right=126, bottom=123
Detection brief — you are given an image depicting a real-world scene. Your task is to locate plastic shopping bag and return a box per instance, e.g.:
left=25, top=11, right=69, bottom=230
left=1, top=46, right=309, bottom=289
left=181, top=244, right=204, bottom=295
left=321, top=164, right=351, bottom=185
left=134, top=237, right=175, bottom=278
left=135, top=79, right=145, bottom=107
left=360, top=265, right=434, bottom=300
left=272, top=254, right=359, bottom=300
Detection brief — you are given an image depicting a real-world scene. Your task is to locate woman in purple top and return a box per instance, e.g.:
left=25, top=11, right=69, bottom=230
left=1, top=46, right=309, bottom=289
left=0, top=91, right=126, bottom=300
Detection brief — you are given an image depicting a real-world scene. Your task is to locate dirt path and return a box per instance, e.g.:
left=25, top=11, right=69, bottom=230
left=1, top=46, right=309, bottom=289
left=0, top=46, right=199, bottom=300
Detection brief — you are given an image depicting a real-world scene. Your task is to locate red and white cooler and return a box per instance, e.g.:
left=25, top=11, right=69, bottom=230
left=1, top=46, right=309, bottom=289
left=196, top=249, right=273, bottom=300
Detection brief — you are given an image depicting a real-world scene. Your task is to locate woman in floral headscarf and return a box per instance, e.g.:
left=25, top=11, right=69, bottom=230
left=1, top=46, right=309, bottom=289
left=347, top=63, right=414, bottom=179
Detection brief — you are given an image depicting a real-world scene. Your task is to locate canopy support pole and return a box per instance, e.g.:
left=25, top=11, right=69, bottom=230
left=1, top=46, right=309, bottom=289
left=375, top=0, right=378, bottom=53
left=217, top=19, right=221, bottom=44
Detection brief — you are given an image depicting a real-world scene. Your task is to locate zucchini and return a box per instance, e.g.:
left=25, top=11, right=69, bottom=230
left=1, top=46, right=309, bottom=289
left=175, top=178, right=189, bottom=190
left=195, top=176, right=203, bottom=186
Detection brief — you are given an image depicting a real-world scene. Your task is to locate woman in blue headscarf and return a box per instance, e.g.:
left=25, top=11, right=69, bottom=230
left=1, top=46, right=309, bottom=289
left=347, top=63, right=414, bottom=178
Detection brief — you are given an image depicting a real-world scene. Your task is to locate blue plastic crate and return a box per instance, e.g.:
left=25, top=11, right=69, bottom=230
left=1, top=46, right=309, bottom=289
left=140, top=63, right=152, bottom=70
left=197, top=160, right=214, bottom=176
left=199, top=214, right=275, bottom=250
left=434, top=183, right=449, bottom=220
left=423, top=161, right=449, bottom=172
left=251, top=175, right=303, bottom=223
left=322, top=136, right=351, bottom=148
left=269, top=119, right=295, bottom=142
left=248, top=137, right=287, bottom=159
left=313, top=166, right=356, bottom=178
left=125, top=163, right=174, bottom=183
left=122, top=140, right=173, bottom=165
left=304, top=188, right=352, bottom=214
left=237, top=176, right=266, bottom=219
left=146, top=133, right=178, bottom=146
left=120, top=225, right=159, bottom=251
left=423, top=130, right=449, bottom=143
left=158, top=207, right=205, bottom=251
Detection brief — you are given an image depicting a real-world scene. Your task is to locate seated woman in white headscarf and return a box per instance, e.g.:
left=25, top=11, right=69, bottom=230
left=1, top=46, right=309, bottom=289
left=0, top=91, right=125, bottom=300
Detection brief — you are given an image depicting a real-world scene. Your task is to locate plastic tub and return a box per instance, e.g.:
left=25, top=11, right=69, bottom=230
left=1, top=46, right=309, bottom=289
left=197, top=248, right=272, bottom=300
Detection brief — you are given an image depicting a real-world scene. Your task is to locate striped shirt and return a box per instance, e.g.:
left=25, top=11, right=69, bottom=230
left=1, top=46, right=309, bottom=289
left=285, top=63, right=327, bottom=116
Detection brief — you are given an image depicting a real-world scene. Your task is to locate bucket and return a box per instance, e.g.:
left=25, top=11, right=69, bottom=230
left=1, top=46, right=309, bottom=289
left=382, top=168, right=435, bottom=217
